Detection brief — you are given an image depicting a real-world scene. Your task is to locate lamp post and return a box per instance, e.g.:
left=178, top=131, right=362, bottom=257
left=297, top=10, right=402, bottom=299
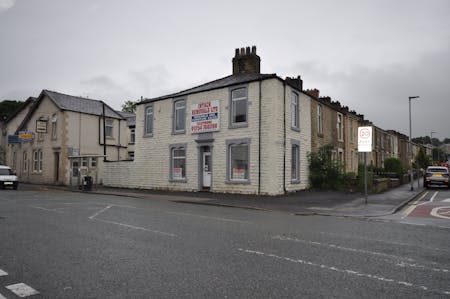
left=409, top=96, right=419, bottom=191
left=431, top=131, right=436, bottom=163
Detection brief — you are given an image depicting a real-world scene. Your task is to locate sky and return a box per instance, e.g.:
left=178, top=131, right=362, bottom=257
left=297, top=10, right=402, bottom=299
left=1, top=0, right=449, bottom=139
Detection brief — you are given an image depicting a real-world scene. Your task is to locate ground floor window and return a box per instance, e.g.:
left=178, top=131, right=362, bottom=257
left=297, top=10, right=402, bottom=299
left=72, top=160, right=79, bottom=177
left=170, top=144, right=187, bottom=181
left=33, top=149, right=43, bottom=172
left=226, top=138, right=251, bottom=183
left=128, top=152, right=134, bottom=160
left=23, top=151, right=28, bottom=173
left=291, top=140, right=300, bottom=183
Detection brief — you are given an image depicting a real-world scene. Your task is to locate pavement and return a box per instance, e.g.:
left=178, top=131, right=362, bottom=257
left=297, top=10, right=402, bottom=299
left=22, top=179, right=426, bottom=218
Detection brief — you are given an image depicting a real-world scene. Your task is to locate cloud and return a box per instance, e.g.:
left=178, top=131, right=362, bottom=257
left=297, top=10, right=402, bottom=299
left=0, top=0, right=16, bottom=13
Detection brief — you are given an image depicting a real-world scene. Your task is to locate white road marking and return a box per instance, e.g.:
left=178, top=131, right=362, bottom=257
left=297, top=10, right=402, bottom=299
left=6, top=283, right=39, bottom=297
left=91, top=218, right=177, bottom=237
left=430, top=207, right=450, bottom=219
left=411, top=191, right=429, bottom=205
left=238, top=248, right=450, bottom=296
left=273, top=235, right=415, bottom=262
left=88, top=205, right=113, bottom=219
left=401, top=192, right=430, bottom=219
left=396, top=261, right=449, bottom=273
left=166, top=211, right=251, bottom=224
left=30, top=206, right=64, bottom=213
left=430, top=191, right=439, bottom=202
left=0, top=292, right=6, bottom=299
left=0, top=269, right=7, bottom=276
left=442, top=198, right=450, bottom=202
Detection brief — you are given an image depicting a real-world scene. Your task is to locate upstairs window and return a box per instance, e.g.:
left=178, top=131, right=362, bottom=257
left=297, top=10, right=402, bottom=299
left=337, top=113, right=343, bottom=141
left=230, top=87, right=247, bottom=127
left=144, top=105, right=153, bottom=136
left=51, top=114, right=57, bottom=139
left=105, top=119, right=113, bottom=138
left=317, top=104, right=323, bottom=134
left=291, top=92, right=299, bottom=130
left=130, top=128, right=135, bottom=144
left=173, top=99, right=186, bottom=133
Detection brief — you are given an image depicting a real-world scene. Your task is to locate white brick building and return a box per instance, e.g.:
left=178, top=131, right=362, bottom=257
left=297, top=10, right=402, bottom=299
left=104, top=46, right=312, bottom=195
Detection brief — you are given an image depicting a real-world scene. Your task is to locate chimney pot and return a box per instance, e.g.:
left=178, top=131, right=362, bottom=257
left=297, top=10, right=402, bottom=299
left=232, top=45, right=261, bottom=75
left=251, top=46, right=256, bottom=54
left=235, top=48, right=239, bottom=57
left=240, top=48, right=245, bottom=55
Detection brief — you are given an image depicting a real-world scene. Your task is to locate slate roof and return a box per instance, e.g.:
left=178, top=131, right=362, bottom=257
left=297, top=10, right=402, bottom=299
left=43, top=90, right=122, bottom=119
left=140, top=73, right=278, bottom=104
left=116, top=111, right=136, bottom=127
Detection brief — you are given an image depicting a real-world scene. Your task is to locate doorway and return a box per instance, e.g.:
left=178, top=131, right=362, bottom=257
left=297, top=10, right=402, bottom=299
left=201, top=146, right=212, bottom=190
left=54, top=152, right=60, bottom=183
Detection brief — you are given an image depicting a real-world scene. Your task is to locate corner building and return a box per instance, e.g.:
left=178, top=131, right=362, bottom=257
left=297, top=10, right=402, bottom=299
left=105, top=47, right=311, bottom=195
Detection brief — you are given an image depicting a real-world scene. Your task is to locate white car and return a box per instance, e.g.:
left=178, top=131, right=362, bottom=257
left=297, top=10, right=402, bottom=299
left=0, top=165, right=19, bottom=190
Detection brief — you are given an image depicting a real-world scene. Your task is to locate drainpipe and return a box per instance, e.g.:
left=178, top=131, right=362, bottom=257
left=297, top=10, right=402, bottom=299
left=283, top=81, right=287, bottom=194
left=102, top=102, right=106, bottom=162
left=258, top=80, right=262, bottom=195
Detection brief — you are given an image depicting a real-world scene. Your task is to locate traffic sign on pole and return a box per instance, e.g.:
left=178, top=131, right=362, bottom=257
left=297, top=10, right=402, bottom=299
left=358, top=126, right=373, bottom=152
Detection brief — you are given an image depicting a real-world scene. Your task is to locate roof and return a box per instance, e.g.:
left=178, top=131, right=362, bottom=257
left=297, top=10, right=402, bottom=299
left=139, top=73, right=278, bottom=104
left=16, top=90, right=124, bottom=133
left=5, top=97, right=37, bottom=123
left=116, top=111, right=136, bottom=127
left=43, top=90, right=122, bottom=118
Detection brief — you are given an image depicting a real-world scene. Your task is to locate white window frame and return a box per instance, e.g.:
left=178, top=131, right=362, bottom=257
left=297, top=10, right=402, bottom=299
left=90, top=157, right=97, bottom=168
left=226, top=138, right=251, bottom=183
left=144, top=105, right=153, bottom=136
left=337, top=113, right=343, bottom=141
left=51, top=114, right=57, bottom=139
left=229, top=87, right=248, bottom=128
left=291, top=140, right=300, bottom=183
left=33, top=150, right=43, bottom=173
left=317, top=104, right=323, bottom=134
left=130, top=128, right=135, bottom=144
left=23, top=151, right=28, bottom=173
left=105, top=119, right=113, bottom=138
left=169, top=144, right=187, bottom=182
left=173, top=99, right=186, bottom=134
left=291, top=92, right=300, bottom=130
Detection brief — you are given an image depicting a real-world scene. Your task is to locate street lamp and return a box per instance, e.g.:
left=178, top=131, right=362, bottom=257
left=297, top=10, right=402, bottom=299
left=431, top=131, right=436, bottom=163
left=409, top=96, right=419, bottom=191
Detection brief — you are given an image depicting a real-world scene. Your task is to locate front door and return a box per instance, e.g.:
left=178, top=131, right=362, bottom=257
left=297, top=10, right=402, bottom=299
left=202, top=151, right=211, bottom=188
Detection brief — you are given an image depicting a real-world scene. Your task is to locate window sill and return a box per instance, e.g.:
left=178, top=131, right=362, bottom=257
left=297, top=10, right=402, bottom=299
left=172, top=130, right=186, bottom=135
left=317, top=133, right=324, bottom=138
left=291, top=179, right=301, bottom=184
left=229, top=122, right=248, bottom=129
left=143, top=133, right=153, bottom=138
left=291, top=127, right=300, bottom=132
left=225, top=179, right=250, bottom=185
left=169, top=179, right=187, bottom=183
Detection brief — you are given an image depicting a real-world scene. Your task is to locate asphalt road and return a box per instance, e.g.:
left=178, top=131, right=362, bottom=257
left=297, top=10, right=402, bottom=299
left=0, top=187, right=449, bottom=298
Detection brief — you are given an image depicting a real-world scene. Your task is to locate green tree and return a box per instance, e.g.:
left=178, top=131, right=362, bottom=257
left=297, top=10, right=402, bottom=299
left=432, top=147, right=447, bottom=163
left=0, top=100, right=22, bottom=121
left=415, top=147, right=431, bottom=169
left=121, top=100, right=137, bottom=113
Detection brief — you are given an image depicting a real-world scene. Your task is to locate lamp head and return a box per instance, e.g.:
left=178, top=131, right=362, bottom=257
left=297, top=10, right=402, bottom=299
left=409, top=96, right=419, bottom=100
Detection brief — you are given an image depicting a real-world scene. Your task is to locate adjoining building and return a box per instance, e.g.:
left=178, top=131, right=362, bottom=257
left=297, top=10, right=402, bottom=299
left=5, top=90, right=132, bottom=187
left=104, top=46, right=312, bottom=195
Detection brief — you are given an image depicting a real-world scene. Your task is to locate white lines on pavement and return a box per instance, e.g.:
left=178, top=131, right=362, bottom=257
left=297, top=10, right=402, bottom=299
left=273, top=235, right=415, bottom=262
left=238, top=248, right=450, bottom=296
left=430, top=191, right=439, bottom=202
left=91, top=218, right=177, bottom=237
left=166, top=211, right=251, bottom=224
left=319, top=231, right=450, bottom=253
left=0, top=292, right=6, bottom=299
left=88, top=205, right=113, bottom=219
left=0, top=269, right=7, bottom=276
left=30, top=206, right=64, bottom=213
left=401, top=191, right=429, bottom=219
left=5, top=283, right=39, bottom=297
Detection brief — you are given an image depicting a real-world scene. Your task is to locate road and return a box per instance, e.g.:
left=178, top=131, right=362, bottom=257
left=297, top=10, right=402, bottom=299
left=0, top=187, right=449, bottom=298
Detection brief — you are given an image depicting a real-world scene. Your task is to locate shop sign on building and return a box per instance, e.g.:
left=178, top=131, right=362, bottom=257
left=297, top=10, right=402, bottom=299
left=36, top=120, right=47, bottom=133
left=191, top=100, right=220, bottom=134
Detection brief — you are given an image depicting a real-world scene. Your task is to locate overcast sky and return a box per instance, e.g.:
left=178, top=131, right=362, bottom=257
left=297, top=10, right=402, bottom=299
left=1, top=0, right=449, bottom=139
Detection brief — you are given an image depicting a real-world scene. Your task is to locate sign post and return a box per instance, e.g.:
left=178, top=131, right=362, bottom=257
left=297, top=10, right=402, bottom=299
left=358, top=126, right=373, bottom=204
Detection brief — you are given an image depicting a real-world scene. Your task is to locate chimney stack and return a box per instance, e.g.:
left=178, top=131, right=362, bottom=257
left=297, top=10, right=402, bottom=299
left=286, top=76, right=303, bottom=91
left=305, top=89, right=320, bottom=98
left=232, top=45, right=260, bottom=75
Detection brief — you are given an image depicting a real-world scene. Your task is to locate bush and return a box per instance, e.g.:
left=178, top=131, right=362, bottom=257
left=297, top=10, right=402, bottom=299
left=384, top=157, right=404, bottom=177
left=308, top=144, right=345, bottom=190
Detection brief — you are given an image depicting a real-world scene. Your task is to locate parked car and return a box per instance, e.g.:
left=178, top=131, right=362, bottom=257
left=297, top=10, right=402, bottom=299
left=423, top=166, right=450, bottom=188
left=0, top=165, right=19, bottom=190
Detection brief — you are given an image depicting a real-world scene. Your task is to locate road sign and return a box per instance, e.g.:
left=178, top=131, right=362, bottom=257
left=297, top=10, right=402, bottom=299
left=358, top=126, right=372, bottom=152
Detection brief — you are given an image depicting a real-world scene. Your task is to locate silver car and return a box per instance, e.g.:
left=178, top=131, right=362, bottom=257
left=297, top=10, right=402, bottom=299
left=424, top=166, right=450, bottom=188
left=0, top=165, right=19, bottom=190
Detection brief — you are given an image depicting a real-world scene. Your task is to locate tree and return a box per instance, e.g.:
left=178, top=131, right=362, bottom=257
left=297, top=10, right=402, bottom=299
left=121, top=100, right=137, bottom=113
left=308, top=144, right=344, bottom=189
left=432, top=147, right=447, bottom=163
left=415, top=147, right=431, bottom=169
left=384, top=157, right=404, bottom=177
left=0, top=100, right=22, bottom=121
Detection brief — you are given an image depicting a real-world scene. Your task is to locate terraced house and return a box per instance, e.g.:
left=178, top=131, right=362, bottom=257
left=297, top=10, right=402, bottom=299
left=104, top=47, right=312, bottom=195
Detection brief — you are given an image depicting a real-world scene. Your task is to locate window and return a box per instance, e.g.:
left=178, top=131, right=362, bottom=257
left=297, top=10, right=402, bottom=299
left=317, top=104, right=323, bottom=134
left=170, top=144, right=186, bottom=181
left=349, top=119, right=353, bottom=142
left=226, top=138, right=251, bottom=183
left=130, top=128, right=135, bottom=144
left=51, top=114, right=57, bottom=139
left=291, top=141, right=300, bottom=183
left=33, top=150, right=42, bottom=172
left=337, top=113, right=343, bottom=141
left=90, top=157, right=97, bottom=168
left=144, top=105, right=153, bottom=136
left=105, top=119, right=113, bottom=138
left=23, top=152, right=28, bottom=173
left=230, top=87, right=247, bottom=127
left=72, top=160, right=79, bottom=177
left=12, top=152, right=17, bottom=170
left=82, top=157, right=88, bottom=167
left=37, top=132, right=44, bottom=141
left=128, top=152, right=135, bottom=160
left=173, top=99, right=186, bottom=133
left=291, top=92, right=299, bottom=130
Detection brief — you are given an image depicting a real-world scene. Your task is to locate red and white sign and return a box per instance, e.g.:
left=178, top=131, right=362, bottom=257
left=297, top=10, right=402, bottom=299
left=358, top=126, right=372, bottom=152
left=191, top=100, right=220, bottom=134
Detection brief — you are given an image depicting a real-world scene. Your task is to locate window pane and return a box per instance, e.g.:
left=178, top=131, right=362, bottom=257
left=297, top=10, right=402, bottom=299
left=172, top=148, right=186, bottom=179
left=145, top=107, right=153, bottom=134
left=230, top=144, right=248, bottom=180
left=232, top=88, right=246, bottom=99
left=233, top=99, right=247, bottom=123
left=175, top=101, right=185, bottom=131
left=291, top=93, right=299, bottom=128
left=291, top=145, right=299, bottom=180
